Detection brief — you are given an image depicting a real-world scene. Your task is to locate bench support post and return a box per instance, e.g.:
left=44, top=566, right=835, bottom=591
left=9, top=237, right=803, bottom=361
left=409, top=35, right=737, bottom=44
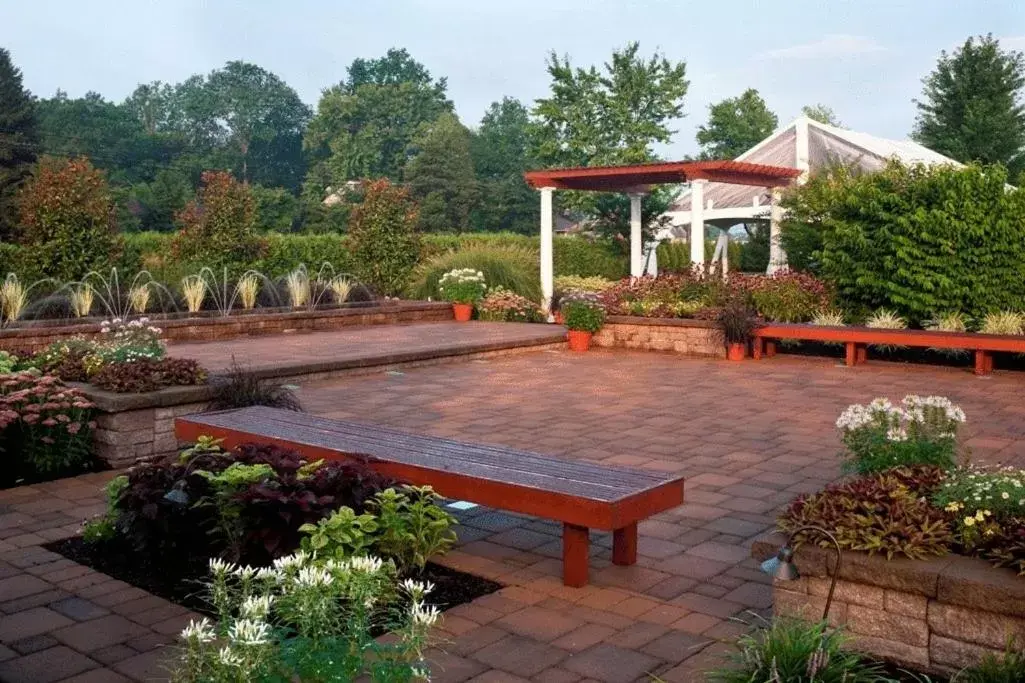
left=563, top=523, right=589, bottom=587
left=855, top=345, right=867, bottom=365
left=752, top=337, right=763, bottom=360
left=612, top=523, right=638, bottom=566
left=975, top=350, right=991, bottom=376
left=844, top=342, right=857, bottom=367
left=765, top=340, right=777, bottom=357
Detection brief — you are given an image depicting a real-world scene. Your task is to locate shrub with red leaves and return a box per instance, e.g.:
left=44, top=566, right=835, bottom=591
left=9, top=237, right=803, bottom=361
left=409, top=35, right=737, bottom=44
left=90, top=357, right=208, bottom=393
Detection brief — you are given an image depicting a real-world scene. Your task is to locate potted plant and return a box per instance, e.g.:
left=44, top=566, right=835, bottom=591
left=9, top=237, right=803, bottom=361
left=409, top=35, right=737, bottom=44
left=718, top=296, right=756, bottom=361
left=563, top=299, right=605, bottom=352
left=438, top=269, right=487, bottom=322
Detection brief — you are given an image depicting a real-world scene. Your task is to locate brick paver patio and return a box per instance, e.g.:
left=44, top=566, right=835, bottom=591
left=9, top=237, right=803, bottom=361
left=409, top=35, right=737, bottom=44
left=2, top=343, right=1023, bottom=682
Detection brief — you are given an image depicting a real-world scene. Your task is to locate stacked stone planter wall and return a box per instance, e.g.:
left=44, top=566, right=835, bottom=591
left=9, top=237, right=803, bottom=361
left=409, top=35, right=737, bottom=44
left=753, top=534, right=1025, bottom=675
left=593, top=316, right=725, bottom=358
left=0, top=301, right=452, bottom=354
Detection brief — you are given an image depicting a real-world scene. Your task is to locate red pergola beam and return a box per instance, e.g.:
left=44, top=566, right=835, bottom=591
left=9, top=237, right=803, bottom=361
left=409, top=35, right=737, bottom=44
left=523, top=160, right=800, bottom=192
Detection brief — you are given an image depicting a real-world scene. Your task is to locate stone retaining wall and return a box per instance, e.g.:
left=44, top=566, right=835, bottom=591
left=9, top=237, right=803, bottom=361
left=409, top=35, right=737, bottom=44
left=753, top=534, right=1025, bottom=675
left=0, top=301, right=452, bottom=354
left=593, top=316, right=725, bottom=358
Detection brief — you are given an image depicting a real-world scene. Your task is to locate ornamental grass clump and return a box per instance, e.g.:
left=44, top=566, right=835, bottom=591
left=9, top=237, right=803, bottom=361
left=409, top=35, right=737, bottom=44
left=477, top=288, right=542, bottom=322
left=129, top=283, right=151, bottom=314
left=835, top=395, right=965, bottom=474
left=707, top=616, right=892, bottom=683
left=284, top=268, right=310, bottom=309
left=69, top=285, right=94, bottom=318
left=926, top=311, right=970, bottom=357
left=0, top=274, right=28, bottom=323
left=236, top=274, right=260, bottom=310
left=171, top=553, right=437, bottom=683
left=437, top=268, right=487, bottom=304
left=181, top=275, right=207, bottom=314
left=979, top=310, right=1024, bottom=336
left=865, top=308, right=908, bottom=352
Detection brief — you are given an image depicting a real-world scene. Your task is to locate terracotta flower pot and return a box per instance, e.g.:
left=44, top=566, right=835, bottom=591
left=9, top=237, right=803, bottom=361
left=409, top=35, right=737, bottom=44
left=567, top=330, right=593, bottom=352
left=727, top=342, right=747, bottom=361
left=553, top=311, right=565, bottom=325
left=452, top=303, right=473, bottom=322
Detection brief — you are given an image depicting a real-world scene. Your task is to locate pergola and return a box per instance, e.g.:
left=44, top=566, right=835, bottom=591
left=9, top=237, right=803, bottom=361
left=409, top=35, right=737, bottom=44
left=523, top=160, right=801, bottom=311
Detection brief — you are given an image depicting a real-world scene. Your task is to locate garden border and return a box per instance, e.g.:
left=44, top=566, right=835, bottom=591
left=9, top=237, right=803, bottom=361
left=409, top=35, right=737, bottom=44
left=593, top=316, right=725, bottom=358
left=752, top=532, right=1025, bottom=674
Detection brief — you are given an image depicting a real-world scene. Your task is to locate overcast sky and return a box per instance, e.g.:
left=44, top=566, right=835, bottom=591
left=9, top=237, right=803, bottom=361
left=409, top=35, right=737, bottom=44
left=3, top=1, right=1024, bottom=158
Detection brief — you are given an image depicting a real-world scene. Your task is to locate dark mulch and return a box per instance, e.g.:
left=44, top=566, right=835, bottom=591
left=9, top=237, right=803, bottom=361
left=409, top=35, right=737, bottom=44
left=46, top=536, right=501, bottom=618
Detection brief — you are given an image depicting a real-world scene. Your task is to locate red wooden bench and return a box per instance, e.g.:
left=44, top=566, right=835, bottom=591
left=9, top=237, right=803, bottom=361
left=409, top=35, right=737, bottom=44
left=752, top=323, right=1025, bottom=375
left=175, top=406, right=685, bottom=587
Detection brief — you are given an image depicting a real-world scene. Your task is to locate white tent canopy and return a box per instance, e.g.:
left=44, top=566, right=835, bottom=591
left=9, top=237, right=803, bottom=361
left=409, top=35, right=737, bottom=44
left=659, top=116, right=961, bottom=272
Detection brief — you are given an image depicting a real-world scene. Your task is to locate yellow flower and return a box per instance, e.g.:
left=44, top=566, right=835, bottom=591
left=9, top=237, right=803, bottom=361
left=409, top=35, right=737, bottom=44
left=964, top=516, right=976, bottom=527
left=944, top=502, right=962, bottom=512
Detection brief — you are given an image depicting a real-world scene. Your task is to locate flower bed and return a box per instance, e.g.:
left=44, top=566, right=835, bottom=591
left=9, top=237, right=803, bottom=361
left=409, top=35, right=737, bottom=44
left=755, top=395, right=1025, bottom=673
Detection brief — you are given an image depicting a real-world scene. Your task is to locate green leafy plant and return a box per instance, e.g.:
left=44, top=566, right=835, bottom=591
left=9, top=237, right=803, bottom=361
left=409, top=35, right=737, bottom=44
left=952, top=639, right=1025, bottom=683
left=563, top=300, right=605, bottom=333
left=196, top=462, right=277, bottom=560
left=171, top=171, right=264, bottom=270
left=747, top=271, right=833, bottom=323
left=836, top=395, right=964, bottom=474
left=707, top=616, right=893, bottom=683
left=437, top=268, right=487, bottom=304
left=349, top=179, right=422, bottom=296
left=0, top=350, right=18, bottom=374
left=171, top=553, right=437, bottom=683
left=779, top=466, right=953, bottom=560
left=300, top=485, right=457, bottom=575
left=553, top=275, right=614, bottom=293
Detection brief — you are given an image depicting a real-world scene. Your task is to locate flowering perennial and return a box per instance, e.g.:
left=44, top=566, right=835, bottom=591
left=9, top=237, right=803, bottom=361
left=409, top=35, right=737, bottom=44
left=477, top=288, right=542, bottom=322
left=438, top=268, right=487, bottom=304
left=835, top=395, right=965, bottom=474
left=173, top=552, right=436, bottom=682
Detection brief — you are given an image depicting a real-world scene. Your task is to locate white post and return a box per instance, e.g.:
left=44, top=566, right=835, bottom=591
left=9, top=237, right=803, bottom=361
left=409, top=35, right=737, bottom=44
left=767, top=187, right=787, bottom=274
left=796, top=117, right=811, bottom=182
left=629, top=193, right=643, bottom=278
left=540, top=187, right=555, bottom=313
left=690, top=179, right=706, bottom=267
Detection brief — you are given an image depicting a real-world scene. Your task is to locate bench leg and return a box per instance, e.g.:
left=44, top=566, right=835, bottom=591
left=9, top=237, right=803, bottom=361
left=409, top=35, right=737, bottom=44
left=752, top=337, right=763, bottom=360
left=856, top=345, right=867, bottom=365
left=612, top=523, right=638, bottom=566
left=765, top=340, right=777, bottom=357
left=563, top=523, right=589, bottom=587
left=975, top=350, right=991, bottom=376
left=844, top=342, right=857, bottom=367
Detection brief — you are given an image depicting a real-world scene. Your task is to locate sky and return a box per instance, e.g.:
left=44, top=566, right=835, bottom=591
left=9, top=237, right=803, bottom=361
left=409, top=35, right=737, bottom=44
left=2, top=0, right=1024, bottom=159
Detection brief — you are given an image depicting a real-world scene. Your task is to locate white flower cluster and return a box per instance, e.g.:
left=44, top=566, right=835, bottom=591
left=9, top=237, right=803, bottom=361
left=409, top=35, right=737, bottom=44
left=438, top=268, right=486, bottom=286
left=836, top=395, right=966, bottom=443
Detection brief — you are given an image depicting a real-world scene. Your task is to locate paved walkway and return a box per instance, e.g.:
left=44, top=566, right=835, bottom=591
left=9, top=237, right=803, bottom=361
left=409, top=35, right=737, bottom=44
left=170, top=322, right=565, bottom=374
left=2, top=349, right=1023, bottom=682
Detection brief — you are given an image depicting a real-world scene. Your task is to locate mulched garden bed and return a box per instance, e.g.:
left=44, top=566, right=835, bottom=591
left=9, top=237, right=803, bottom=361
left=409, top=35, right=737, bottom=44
left=47, top=536, right=501, bottom=619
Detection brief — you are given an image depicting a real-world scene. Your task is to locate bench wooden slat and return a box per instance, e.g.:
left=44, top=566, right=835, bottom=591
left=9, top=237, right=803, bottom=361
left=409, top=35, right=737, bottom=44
left=175, top=407, right=685, bottom=586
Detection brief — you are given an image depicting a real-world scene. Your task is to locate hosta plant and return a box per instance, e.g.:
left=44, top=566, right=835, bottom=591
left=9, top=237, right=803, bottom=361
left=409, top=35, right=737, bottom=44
left=835, top=395, right=965, bottom=474
left=438, top=268, right=487, bottom=304
left=172, top=553, right=437, bottom=683
left=779, top=466, right=953, bottom=560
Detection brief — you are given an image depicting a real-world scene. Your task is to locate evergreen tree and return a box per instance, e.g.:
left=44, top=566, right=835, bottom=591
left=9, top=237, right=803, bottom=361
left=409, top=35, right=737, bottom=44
left=913, top=34, right=1025, bottom=177
left=0, top=48, right=39, bottom=240
left=403, top=113, right=477, bottom=232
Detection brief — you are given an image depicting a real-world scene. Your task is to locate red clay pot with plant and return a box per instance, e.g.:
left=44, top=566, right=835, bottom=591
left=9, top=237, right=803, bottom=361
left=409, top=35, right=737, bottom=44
left=718, top=296, right=757, bottom=362
left=566, top=330, right=592, bottom=352
left=726, top=342, right=747, bottom=361
left=452, top=303, right=473, bottom=322
left=562, top=300, right=605, bottom=353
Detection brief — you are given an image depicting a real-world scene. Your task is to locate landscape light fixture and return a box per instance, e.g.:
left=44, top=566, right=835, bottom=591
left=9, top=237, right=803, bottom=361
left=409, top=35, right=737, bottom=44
left=760, top=525, right=843, bottom=621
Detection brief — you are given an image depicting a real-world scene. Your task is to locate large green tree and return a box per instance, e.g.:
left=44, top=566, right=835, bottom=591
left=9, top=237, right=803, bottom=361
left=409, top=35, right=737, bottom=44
left=471, top=97, right=538, bottom=233
left=0, top=47, right=39, bottom=240
left=913, top=34, right=1025, bottom=176
left=696, top=88, right=777, bottom=159
left=802, top=103, right=842, bottom=127
left=403, top=113, right=477, bottom=232
left=304, top=49, right=452, bottom=194
left=531, top=42, right=689, bottom=241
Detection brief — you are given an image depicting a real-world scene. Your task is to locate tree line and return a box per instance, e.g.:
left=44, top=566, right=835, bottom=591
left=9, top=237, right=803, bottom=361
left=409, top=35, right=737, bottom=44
left=0, top=34, right=1023, bottom=243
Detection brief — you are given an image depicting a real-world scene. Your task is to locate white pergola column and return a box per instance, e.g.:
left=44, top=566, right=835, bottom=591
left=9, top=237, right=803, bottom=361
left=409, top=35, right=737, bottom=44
left=629, top=193, right=643, bottom=278
left=767, top=187, right=787, bottom=274
left=539, top=186, right=555, bottom=313
left=689, top=179, right=707, bottom=267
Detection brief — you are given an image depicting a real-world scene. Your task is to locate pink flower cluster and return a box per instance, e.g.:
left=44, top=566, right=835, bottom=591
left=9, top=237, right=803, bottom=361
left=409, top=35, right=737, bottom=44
left=0, top=371, right=96, bottom=436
